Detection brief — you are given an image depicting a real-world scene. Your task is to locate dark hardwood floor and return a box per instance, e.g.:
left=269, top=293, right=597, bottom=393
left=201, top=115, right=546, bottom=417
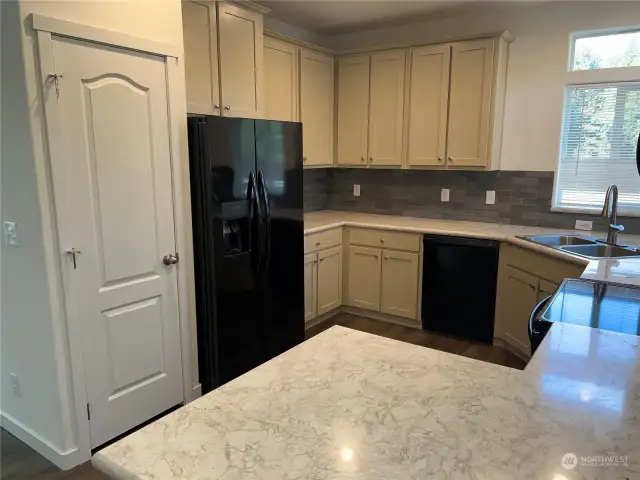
left=306, top=313, right=527, bottom=370
left=2, top=314, right=525, bottom=479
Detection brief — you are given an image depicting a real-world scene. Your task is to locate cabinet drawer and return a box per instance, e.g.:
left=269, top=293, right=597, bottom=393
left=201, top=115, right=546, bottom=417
left=349, top=228, right=420, bottom=252
left=305, top=228, right=342, bottom=253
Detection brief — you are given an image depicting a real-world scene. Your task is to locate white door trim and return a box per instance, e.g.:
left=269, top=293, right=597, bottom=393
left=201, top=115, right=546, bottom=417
left=33, top=21, right=194, bottom=468
left=31, top=14, right=181, bottom=58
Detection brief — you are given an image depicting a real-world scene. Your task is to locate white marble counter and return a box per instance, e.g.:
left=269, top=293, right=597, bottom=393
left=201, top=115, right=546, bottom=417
left=93, top=325, right=640, bottom=479
left=304, top=210, right=640, bottom=287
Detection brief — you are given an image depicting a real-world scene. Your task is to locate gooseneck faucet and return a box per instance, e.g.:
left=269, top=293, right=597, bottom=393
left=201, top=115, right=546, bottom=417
left=601, top=185, right=625, bottom=244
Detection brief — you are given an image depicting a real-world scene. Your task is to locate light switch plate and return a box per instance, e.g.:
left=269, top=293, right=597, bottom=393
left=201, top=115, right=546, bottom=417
left=10, top=373, right=20, bottom=396
left=575, top=220, right=593, bottom=231
left=3, top=221, right=18, bottom=246
left=441, top=188, right=450, bottom=202
left=353, top=184, right=361, bottom=197
left=486, top=190, right=496, bottom=205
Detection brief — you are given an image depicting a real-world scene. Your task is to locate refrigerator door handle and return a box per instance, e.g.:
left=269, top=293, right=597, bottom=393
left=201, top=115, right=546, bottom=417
left=636, top=131, right=639, bottom=176
left=257, top=170, right=272, bottom=277
left=248, top=170, right=263, bottom=277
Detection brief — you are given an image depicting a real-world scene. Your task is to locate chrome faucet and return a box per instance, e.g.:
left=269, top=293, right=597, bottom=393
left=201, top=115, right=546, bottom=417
left=601, top=185, right=625, bottom=244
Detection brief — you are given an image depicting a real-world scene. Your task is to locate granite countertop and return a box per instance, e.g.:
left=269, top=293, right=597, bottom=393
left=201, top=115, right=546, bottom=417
left=304, top=210, right=640, bottom=287
left=93, top=325, right=640, bottom=479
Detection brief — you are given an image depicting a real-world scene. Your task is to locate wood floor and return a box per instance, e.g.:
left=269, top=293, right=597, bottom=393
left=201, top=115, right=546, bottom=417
left=306, top=313, right=527, bottom=370
left=2, top=314, right=525, bottom=479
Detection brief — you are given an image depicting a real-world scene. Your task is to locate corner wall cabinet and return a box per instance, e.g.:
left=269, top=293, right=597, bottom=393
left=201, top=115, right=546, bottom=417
left=182, top=0, right=264, bottom=118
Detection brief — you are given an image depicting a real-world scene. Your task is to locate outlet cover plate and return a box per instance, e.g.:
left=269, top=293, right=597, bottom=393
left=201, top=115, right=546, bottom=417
left=575, top=220, right=593, bottom=231
left=353, top=184, right=361, bottom=197
left=441, top=188, right=450, bottom=202
left=486, top=190, right=496, bottom=205
left=3, top=221, right=18, bottom=246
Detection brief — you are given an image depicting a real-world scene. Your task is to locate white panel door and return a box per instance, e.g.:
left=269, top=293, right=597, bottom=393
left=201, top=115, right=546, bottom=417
left=218, top=2, right=264, bottom=118
left=447, top=39, right=494, bottom=167
left=368, top=50, right=406, bottom=166
left=347, top=246, right=382, bottom=311
left=317, top=246, right=343, bottom=315
left=337, top=55, right=370, bottom=166
left=381, top=250, right=420, bottom=319
left=51, top=37, right=183, bottom=448
left=300, top=48, right=335, bottom=166
left=408, top=45, right=450, bottom=167
left=264, top=36, right=298, bottom=121
left=182, top=0, right=220, bottom=115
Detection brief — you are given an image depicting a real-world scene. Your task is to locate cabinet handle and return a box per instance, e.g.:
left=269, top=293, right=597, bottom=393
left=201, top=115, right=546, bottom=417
left=361, top=157, right=365, bottom=162
left=369, top=157, right=373, bottom=162
left=438, top=156, right=443, bottom=162
left=384, top=255, right=389, bottom=260
left=380, top=238, right=384, bottom=244
left=224, top=105, right=231, bottom=110
left=319, top=258, right=324, bottom=262
left=448, top=156, right=453, bottom=163
left=313, top=260, right=318, bottom=264
left=374, top=255, right=378, bottom=259
left=316, top=241, right=321, bottom=246
left=529, top=284, right=536, bottom=290
left=303, top=157, right=308, bottom=163
left=214, top=104, right=220, bottom=109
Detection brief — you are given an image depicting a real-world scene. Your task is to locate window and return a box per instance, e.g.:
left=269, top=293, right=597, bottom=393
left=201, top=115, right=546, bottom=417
left=554, top=29, right=640, bottom=214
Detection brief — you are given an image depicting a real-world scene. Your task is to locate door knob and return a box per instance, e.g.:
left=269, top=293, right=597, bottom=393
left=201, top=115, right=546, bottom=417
left=163, top=253, right=179, bottom=266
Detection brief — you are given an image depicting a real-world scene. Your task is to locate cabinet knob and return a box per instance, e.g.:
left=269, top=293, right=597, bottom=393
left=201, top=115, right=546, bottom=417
left=369, top=157, right=373, bottom=162
left=374, top=255, right=378, bottom=259
left=313, top=260, right=318, bottom=264
left=224, top=105, right=231, bottom=110
left=303, top=157, right=308, bottom=162
left=316, top=241, right=321, bottom=246
left=380, top=238, right=384, bottom=243
left=384, top=255, right=389, bottom=260
left=529, top=283, right=536, bottom=290
left=361, top=157, right=365, bottom=162
left=319, top=258, right=324, bottom=262
left=214, top=104, right=220, bottom=109
left=438, top=156, right=443, bottom=162
left=448, top=156, right=453, bottom=163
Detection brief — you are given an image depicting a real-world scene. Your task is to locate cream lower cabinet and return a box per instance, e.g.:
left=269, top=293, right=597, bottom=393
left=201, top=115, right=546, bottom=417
left=499, top=266, right=539, bottom=353
left=347, top=246, right=382, bottom=311
left=317, top=246, right=343, bottom=315
left=381, top=251, right=420, bottom=319
left=304, top=253, right=318, bottom=322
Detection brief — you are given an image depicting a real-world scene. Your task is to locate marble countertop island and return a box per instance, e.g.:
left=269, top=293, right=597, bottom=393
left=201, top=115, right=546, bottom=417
left=93, top=325, right=640, bottom=479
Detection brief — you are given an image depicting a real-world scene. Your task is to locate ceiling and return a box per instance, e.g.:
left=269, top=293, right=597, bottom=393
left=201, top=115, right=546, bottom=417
left=257, top=1, right=491, bottom=35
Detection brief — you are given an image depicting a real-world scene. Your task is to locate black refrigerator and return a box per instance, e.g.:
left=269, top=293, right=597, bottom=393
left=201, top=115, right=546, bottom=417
left=187, top=115, right=304, bottom=394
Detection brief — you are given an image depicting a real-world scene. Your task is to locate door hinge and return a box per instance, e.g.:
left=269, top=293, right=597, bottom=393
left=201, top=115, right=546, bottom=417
left=87, top=403, right=91, bottom=420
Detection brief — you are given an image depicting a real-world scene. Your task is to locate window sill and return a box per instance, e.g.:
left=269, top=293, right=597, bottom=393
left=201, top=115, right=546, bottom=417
left=551, top=206, right=640, bottom=218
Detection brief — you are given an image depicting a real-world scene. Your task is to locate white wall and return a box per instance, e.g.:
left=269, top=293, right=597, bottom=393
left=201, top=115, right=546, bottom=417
left=327, top=1, right=640, bottom=171
left=0, top=0, right=194, bottom=469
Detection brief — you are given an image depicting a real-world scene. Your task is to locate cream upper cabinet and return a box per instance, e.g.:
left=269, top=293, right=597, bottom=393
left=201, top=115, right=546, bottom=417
left=217, top=2, right=264, bottom=118
left=300, top=48, right=335, bottom=166
left=381, top=251, right=420, bottom=319
left=304, top=253, right=318, bottom=322
left=447, top=39, right=494, bottom=168
left=337, top=55, right=370, bottom=166
left=264, top=36, right=298, bottom=122
left=347, top=246, right=382, bottom=311
left=368, top=50, right=406, bottom=166
left=317, top=246, right=343, bottom=315
left=407, top=45, right=450, bottom=167
left=182, top=1, right=220, bottom=115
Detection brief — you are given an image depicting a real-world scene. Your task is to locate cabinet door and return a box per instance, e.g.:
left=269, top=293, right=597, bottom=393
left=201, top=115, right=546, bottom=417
left=447, top=39, right=494, bottom=167
left=368, top=50, right=406, bottom=166
left=218, top=2, right=264, bottom=118
left=408, top=45, right=450, bottom=167
left=381, top=251, right=420, bottom=319
left=304, top=253, right=318, bottom=322
left=182, top=0, right=220, bottom=115
left=264, top=36, right=297, bottom=121
left=300, top=49, right=335, bottom=166
left=538, top=279, right=558, bottom=302
left=501, top=266, right=539, bottom=354
left=317, top=246, right=343, bottom=315
left=337, top=55, right=370, bottom=166
left=347, top=246, right=382, bottom=311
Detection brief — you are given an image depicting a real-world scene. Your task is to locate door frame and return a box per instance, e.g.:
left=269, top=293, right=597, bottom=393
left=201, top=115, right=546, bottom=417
left=31, top=14, right=194, bottom=467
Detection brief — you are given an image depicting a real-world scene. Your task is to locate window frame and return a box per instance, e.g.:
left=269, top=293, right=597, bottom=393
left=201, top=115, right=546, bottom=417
left=552, top=27, right=640, bottom=216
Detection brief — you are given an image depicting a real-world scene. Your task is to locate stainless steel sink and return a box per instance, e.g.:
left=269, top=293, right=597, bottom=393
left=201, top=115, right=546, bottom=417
left=559, top=244, right=640, bottom=259
left=518, top=234, right=598, bottom=246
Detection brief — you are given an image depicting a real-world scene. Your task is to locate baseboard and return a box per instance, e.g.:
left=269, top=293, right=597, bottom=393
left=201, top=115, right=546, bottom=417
left=493, top=336, right=531, bottom=362
left=342, top=306, right=422, bottom=329
left=0, top=410, right=84, bottom=470
left=304, top=308, right=341, bottom=330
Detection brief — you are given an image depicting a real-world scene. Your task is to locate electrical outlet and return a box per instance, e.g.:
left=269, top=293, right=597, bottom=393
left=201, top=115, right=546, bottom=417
left=10, top=373, right=20, bottom=396
left=441, top=188, right=450, bottom=202
left=3, top=221, right=18, bottom=246
left=486, top=190, right=496, bottom=205
left=575, top=220, right=593, bottom=231
left=353, top=184, right=361, bottom=197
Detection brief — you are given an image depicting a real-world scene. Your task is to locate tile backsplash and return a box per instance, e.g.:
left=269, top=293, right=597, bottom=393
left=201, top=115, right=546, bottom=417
left=304, top=168, right=640, bottom=234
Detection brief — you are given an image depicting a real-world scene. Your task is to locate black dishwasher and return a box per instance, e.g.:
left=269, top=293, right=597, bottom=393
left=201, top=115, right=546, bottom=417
left=422, top=235, right=499, bottom=343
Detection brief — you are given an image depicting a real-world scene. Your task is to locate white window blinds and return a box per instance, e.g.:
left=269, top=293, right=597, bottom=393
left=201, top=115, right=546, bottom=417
left=555, top=83, right=640, bottom=213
